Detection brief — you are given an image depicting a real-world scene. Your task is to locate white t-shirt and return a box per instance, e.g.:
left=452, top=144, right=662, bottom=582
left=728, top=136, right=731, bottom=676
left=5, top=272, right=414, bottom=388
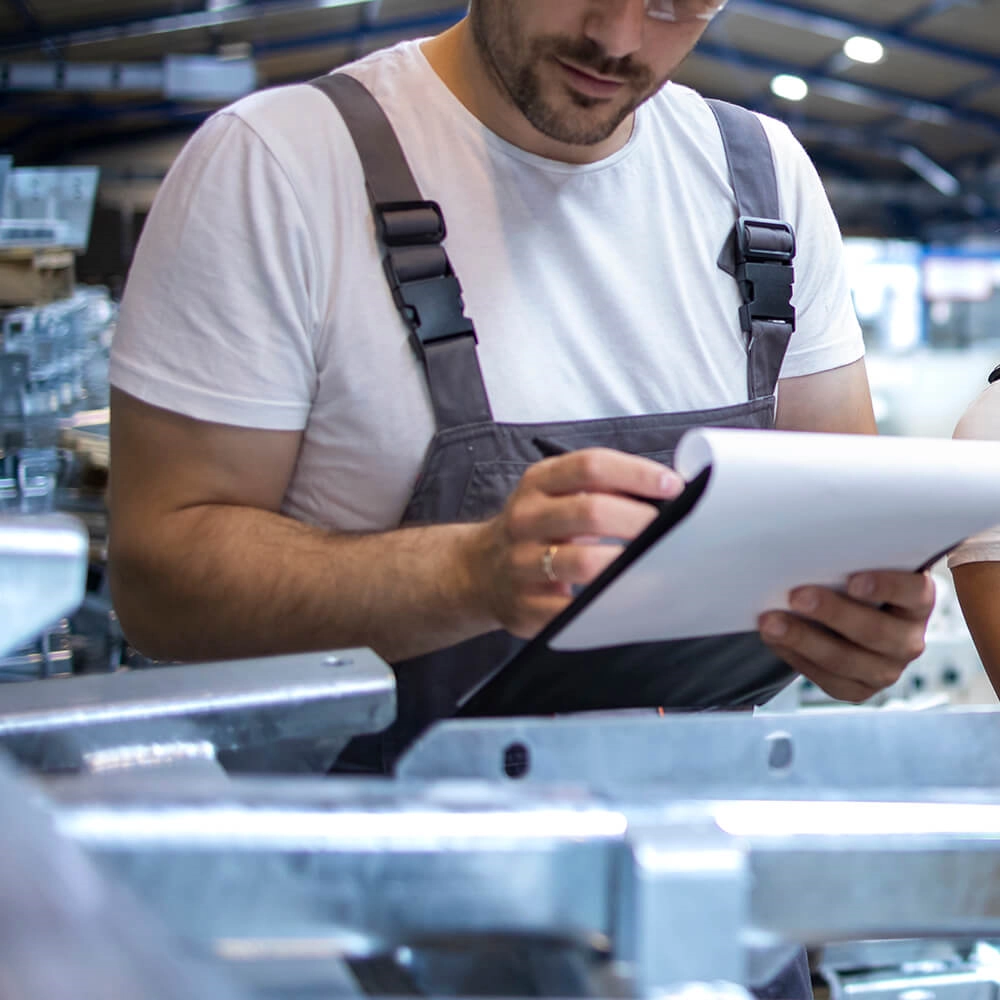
left=949, top=382, right=1000, bottom=567
left=111, top=39, right=864, bottom=533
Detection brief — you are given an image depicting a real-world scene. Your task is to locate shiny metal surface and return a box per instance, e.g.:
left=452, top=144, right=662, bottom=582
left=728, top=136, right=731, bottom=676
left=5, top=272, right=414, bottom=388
left=0, top=648, right=396, bottom=773
left=50, top=776, right=626, bottom=954
left=0, top=513, right=88, bottom=657
left=617, top=818, right=748, bottom=992
left=40, top=775, right=1000, bottom=992
left=822, top=942, right=1000, bottom=1000
left=397, top=708, right=1000, bottom=793
left=0, top=752, right=251, bottom=1000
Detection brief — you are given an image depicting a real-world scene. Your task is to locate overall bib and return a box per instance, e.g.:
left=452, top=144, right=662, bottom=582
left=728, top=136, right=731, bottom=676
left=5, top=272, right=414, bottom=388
left=314, top=74, right=800, bottom=771
left=312, top=74, right=813, bottom=1000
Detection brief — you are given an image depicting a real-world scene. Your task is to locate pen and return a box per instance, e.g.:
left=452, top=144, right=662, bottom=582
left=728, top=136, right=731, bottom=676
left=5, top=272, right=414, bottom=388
left=531, top=436, right=668, bottom=511
left=532, top=436, right=572, bottom=460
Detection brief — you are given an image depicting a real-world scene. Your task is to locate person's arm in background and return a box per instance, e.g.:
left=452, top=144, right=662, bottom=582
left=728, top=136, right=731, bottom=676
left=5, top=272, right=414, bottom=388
left=953, top=562, right=1000, bottom=684
left=950, top=382, right=1000, bottom=689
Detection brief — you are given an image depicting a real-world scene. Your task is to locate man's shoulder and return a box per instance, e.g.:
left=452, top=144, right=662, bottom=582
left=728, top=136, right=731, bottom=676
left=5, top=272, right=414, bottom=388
left=214, top=38, right=426, bottom=145
left=647, top=83, right=798, bottom=152
left=336, top=37, right=428, bottom=91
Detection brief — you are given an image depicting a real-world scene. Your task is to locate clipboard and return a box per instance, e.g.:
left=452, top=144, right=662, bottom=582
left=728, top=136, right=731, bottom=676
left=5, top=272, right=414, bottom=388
left=456, top=427, right=1000, bottom=718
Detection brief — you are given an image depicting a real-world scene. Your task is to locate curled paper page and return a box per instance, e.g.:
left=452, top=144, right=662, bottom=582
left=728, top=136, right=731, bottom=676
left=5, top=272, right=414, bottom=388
left=551, top=427, right=1000, bottom=651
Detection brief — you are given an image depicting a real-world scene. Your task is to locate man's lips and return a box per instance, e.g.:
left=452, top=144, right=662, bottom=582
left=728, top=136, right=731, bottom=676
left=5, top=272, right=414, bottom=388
left=555, top=59, right=627, bottom=98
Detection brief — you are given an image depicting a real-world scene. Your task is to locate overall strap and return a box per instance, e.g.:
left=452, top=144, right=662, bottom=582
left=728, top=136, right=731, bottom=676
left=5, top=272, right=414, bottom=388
left=706, top=99, right=797, bottom=403
left=310, top=73, right=492, bottom=430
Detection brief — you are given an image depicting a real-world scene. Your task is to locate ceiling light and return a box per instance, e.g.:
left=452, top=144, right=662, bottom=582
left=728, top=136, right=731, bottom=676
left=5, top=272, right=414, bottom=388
left=844, top=36, right=885, bottom=65
left=770, top=74, right=809, bottom=102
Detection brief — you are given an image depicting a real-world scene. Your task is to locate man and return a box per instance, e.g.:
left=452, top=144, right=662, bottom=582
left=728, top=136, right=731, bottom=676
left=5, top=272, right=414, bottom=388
left=951, top=373, right=1000, bottom=686
left=109, top=0, right=934, bottom=759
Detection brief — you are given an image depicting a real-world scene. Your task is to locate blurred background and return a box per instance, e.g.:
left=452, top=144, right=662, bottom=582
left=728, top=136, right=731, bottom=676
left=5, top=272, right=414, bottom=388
left=0, top=0, right=998, bottom=704
left=3, top=0, right=1000, bottom=431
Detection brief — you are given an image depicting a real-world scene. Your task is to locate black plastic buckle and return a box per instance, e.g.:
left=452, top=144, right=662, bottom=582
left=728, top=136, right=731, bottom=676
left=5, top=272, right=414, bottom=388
left=735, top=216, right=796, bottom=335
left=383, top=252, right=476, bottom=347
left=989, top=364, right=1000, bottom=385
left=375, top=200, right=447, bottom=247
left=737, top=217, right=796, bottom=263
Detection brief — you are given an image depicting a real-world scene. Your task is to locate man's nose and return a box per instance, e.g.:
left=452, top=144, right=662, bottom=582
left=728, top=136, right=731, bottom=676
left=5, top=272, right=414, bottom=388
left=583, top=0, right=646, bottom=60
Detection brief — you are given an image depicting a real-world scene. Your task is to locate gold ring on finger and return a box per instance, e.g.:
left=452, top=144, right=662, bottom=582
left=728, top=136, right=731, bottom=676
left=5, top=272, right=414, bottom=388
left=542, top=544, right=560, bottom=584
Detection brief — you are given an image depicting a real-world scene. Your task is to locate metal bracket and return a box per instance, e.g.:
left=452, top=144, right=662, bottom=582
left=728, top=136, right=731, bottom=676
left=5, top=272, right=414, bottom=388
left=614, top=817, right=749, bottom=991
left=0, top=648, right=396, bottom=774
left=397, top=709, right=1000, bottom=795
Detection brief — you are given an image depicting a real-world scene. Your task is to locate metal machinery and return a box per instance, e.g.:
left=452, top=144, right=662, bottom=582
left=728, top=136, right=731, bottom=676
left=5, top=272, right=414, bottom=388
left=7, top=514, right=1000, bottom=1000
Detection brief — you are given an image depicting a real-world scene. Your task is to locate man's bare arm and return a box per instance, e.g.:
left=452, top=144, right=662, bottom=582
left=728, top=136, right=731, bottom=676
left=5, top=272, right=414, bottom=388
left=775, top=357, right=877, bottom=434
left=108, top=389, right=679, bottom=663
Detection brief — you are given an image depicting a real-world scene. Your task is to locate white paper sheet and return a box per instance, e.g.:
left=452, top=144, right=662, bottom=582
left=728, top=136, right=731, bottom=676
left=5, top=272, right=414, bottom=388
left=551, top=427, right=1000, bottom=651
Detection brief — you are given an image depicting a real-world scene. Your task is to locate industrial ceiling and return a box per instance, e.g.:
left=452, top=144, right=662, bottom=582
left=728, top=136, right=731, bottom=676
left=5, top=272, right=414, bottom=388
left=1, top=0, right=999, bottom=239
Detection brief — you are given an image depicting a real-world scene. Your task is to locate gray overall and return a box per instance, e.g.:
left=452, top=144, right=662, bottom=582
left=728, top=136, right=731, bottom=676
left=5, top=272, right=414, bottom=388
left=311, top=74, right=813, bottom=1000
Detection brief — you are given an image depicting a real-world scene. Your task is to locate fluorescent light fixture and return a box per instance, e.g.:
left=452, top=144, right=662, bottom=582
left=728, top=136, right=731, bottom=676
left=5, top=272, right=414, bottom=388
left=844, top=35, right=885, bottom=65
left=770, top=74, right=808, bottom=102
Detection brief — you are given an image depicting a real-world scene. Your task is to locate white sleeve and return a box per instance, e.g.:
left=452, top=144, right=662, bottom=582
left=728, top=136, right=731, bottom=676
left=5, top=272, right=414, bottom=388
left=761, top=119, right=865, bottom=380
left=948, top=383, right=1000, bottom=567
left=110, top=111, right=318, bottom=430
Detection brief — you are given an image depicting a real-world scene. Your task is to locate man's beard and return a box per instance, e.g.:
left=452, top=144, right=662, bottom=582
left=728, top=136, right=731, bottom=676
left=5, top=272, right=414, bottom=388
left=469, top=6, right=657, bottom=147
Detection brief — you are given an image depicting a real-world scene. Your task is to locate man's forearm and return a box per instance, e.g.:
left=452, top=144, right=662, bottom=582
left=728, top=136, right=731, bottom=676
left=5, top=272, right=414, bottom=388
left=110, top=504, right=496, bottom=663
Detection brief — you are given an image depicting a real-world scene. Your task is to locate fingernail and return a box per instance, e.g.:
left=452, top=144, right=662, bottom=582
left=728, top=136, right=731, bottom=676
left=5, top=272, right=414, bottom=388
left=791, top=588, right=819, bottom=613
left=849, top=575, right=875, bottom=599
left=660, top=472, right=684, bottom=498
left=761, top=615, right=788, bottom=639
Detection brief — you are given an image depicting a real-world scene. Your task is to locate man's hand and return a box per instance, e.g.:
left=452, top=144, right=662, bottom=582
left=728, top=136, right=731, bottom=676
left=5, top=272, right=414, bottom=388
left=468, top=448, right=684, bottom=638
left=758, top=571, right=936, bottom=703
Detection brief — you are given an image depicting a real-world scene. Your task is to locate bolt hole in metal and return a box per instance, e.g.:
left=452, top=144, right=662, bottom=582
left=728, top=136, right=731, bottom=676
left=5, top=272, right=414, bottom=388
left=324, top=655, right=354, bottom=668
left=503, top=742, right=531, bottom=779
left=766, top=732, right=794, bottom=774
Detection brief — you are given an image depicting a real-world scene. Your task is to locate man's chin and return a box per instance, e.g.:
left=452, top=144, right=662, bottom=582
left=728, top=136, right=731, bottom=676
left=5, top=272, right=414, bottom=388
left=539, top=104, right=632, bottom=146
left=515, top=85, right=627, bottom=144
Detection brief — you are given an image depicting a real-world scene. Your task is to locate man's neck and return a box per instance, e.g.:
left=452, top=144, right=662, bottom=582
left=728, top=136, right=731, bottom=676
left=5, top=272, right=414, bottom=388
left=420, top=21, right=634, bottom=166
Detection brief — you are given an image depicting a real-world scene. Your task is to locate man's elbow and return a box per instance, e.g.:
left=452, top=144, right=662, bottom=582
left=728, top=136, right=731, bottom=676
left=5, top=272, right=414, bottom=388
left=107, top=541, right=175, bottom=661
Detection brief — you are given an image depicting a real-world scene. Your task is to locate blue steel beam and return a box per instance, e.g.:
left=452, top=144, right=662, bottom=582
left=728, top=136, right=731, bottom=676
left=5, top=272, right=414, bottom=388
left=718, top=0, right=1000, bottom=150
left=0, top=6, right=464, bottom=111
left=353, top=0, right=382, bottom=60
left=1, top=99, right=212, bottom=157
left=2, top=97, right=198, bottom=121
left=892, top=0, right=971, bottom=32
left=696, top=39, right=1000, bottom=140
left=738, top=110, right=973, bottom=196
left=0, top=0, right=379, bottom=56
left=721, top=1, right=1000, bottom=82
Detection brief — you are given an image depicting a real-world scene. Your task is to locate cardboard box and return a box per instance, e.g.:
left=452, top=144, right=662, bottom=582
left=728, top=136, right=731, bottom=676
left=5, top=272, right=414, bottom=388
left=0, top=247, right=75, bottom=306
